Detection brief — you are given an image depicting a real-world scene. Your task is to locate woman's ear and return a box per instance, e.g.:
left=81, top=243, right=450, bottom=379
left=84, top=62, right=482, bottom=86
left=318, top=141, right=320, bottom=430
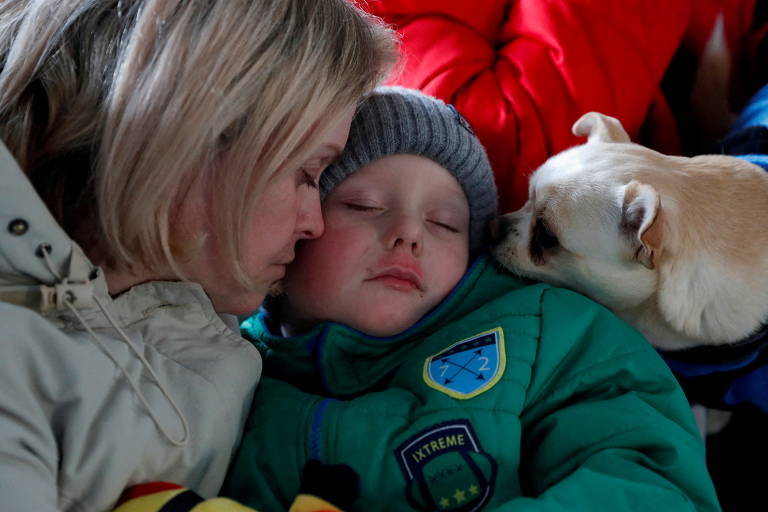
left=572, top=112, right=631, bottom=143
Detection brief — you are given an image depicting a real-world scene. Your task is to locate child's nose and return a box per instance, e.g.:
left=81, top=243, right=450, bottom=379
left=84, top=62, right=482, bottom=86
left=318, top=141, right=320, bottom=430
left=386, top=214, right=423, bottom=256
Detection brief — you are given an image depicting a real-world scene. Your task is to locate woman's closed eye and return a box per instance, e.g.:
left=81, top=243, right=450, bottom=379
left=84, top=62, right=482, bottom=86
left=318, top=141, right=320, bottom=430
left=299, top=153, right=340, bottom=189
left=301, top=169, right=319, bottom=189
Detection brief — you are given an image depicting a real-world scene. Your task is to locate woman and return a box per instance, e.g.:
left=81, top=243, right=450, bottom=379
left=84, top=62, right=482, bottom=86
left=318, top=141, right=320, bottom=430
left=0, top=1, right=396, bottom=510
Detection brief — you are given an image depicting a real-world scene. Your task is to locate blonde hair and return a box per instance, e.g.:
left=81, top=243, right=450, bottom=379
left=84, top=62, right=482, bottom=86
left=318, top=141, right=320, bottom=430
left=0, top=0, right=397, bottom=284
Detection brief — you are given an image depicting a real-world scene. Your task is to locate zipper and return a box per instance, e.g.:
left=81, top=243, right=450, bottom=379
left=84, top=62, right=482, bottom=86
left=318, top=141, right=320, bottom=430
left=308, top=397, right=337, bottom=461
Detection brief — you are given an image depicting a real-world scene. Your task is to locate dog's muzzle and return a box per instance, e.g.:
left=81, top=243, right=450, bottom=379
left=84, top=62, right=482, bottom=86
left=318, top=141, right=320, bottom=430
left=488, top=215, right=520, bottom=246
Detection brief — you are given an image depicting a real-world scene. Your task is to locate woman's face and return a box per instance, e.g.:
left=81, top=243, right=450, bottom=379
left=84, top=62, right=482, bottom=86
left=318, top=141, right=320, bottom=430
left=180, top=111, right=354, bottom=315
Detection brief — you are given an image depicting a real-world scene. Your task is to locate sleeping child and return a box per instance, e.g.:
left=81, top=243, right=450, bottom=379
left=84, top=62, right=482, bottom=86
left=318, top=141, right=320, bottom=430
left=223, top=87, right=721, bottom=512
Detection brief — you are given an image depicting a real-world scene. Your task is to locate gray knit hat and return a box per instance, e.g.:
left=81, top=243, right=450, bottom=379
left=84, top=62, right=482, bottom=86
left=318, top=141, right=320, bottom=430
left=321, top=86, right=498, bottom=251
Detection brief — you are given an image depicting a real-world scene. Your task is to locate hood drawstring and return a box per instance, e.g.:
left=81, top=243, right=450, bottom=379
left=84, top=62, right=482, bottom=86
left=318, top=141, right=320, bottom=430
left=38, top=244, right=189, bottom=447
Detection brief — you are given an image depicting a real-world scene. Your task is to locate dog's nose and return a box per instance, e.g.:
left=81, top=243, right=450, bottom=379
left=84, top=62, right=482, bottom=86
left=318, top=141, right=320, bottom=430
left=487, top=215, right=517, bottom=245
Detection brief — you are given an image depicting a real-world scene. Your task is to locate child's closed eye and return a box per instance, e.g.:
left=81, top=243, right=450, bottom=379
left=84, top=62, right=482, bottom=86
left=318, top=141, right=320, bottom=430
left=344, top=202, right=381, bottom=212
left=428, top=219, right=460, bottom=233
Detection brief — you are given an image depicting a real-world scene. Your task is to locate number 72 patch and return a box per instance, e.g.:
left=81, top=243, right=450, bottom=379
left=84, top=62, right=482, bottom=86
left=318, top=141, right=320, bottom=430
left=423, top=327, right=505, bottom=399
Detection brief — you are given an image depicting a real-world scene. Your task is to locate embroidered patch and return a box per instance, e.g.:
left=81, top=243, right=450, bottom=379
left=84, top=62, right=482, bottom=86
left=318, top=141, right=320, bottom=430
left=423, top=328, right=505, bottom=399
left=395, top=419, right=497, bottom=512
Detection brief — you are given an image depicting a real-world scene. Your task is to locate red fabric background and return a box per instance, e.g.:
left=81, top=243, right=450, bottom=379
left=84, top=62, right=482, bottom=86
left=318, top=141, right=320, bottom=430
left=362, top=0, right=758, bottom=211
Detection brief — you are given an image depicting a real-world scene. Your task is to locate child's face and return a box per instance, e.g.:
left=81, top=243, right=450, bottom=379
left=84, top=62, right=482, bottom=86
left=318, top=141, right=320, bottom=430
left=282, top=154, right=470, bottom=336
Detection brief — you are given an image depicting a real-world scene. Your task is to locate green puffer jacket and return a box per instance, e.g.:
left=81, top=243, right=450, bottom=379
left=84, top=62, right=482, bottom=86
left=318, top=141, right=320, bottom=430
left=226, top=255, right=721, bottom=512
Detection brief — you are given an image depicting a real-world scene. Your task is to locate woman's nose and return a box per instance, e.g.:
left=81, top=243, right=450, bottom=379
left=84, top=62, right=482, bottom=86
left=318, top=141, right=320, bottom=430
left=296, top=189, right=324, bottom=240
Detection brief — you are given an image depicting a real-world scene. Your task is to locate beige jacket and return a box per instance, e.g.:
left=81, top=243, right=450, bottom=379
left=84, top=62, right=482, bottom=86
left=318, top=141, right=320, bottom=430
left=0, top=141, right=262, bottom=511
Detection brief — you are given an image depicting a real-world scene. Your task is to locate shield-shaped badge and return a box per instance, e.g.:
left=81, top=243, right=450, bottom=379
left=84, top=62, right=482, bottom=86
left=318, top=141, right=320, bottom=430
left=395, top=419, right=497, bottom=512
left=423, top=328, right=505, bottom=399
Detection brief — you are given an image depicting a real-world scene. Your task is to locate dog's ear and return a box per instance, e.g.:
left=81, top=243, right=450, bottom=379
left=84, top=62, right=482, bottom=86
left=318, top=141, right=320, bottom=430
left=621, top=180, right=663, bottom=269
left=572, top=112, right=631, bottom=143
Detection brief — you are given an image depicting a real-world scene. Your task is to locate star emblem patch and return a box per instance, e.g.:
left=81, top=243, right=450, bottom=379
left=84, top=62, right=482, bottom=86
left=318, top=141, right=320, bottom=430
left=395, top=419, right=497, bottom=512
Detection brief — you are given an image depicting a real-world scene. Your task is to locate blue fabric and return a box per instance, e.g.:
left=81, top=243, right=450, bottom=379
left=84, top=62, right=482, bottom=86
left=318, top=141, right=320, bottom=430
left=733, top=153, right=768, bottom=171
left=718, top=82, right=768, bottom=171
left=662, top=349, right=762, bottom=378
left=725, top=365, right=768, bottom=411
left=660, top=331, right=768, bottom=413
left=730, top=83, right=768, bottom=131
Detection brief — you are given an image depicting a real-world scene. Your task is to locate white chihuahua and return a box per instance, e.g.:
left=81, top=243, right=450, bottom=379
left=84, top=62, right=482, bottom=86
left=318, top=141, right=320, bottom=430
left=490, top=112, right=768, bottom=352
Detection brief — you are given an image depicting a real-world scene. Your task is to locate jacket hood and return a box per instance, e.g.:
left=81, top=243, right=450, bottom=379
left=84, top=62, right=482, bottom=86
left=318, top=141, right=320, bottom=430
left=0, top=140, right=97, bottom=312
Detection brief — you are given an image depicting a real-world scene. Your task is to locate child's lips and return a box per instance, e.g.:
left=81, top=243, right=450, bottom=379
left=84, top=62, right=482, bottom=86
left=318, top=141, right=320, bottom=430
left=367, top=267, right=424, bottom=292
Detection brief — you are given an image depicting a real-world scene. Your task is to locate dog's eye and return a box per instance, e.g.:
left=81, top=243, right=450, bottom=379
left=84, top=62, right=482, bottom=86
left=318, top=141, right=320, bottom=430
left=533, top=218, right=559, bottom=249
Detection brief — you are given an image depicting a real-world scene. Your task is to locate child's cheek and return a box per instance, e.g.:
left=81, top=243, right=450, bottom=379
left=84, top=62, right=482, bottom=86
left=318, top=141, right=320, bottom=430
left=294, top=226, right=365, bottom=287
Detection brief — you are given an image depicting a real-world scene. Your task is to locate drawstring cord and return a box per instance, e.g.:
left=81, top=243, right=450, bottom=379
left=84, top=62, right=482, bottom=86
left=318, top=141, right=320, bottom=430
left=39, top=245, right=189, bottom=446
